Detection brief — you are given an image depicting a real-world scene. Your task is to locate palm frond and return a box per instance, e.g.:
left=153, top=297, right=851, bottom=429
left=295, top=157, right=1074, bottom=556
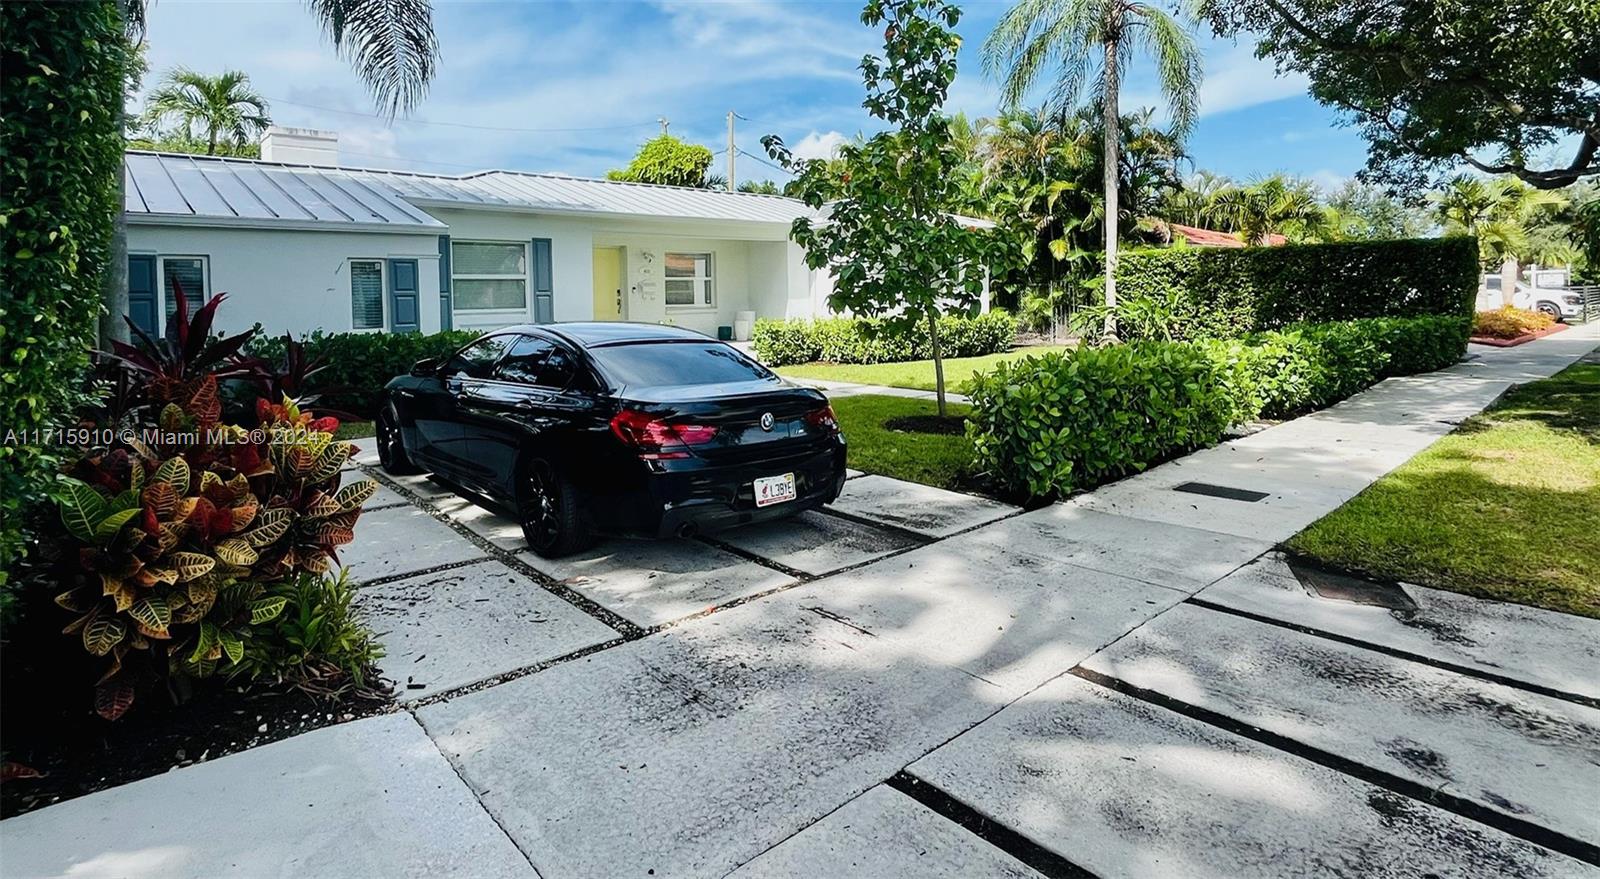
left=1131, top=3, right=1201, bottom=138
left=306, top=0, right=439, bottom=117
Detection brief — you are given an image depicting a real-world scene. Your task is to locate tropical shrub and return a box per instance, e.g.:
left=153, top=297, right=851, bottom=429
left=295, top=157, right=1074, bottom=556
left=752, top=310, right=1016, bottom=366
left=966, top=342, right=1238, bottom=498
left=0, top=1, right=129, bottom=602
left=1472, top=307, right=1554, bottom=340
left=1104, top=237, right=1479, bottom=340
left=52, top=386, right=377, bottom=718
left=246, top=328, right=478, bottom=418
left=967, top=314, right=1470, bottom=498
left=235, top=570, right=383, bottom=699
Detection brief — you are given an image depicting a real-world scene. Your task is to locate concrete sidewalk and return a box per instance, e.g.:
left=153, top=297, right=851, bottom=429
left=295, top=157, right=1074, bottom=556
left=6, top=324, right=1597, bottom=878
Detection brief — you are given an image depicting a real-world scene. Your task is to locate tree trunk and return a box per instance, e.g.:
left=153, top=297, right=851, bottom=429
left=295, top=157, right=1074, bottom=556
left=928, top=310, right=947, bottom=418
left=102, top=0, right=133, bottom=347
left=207, top=128, right=217, bottom=155
left=1101, top=36, right=1121, bottom=344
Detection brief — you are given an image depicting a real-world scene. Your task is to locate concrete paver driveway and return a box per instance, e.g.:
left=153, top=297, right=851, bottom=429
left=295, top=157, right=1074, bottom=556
left=5, top=325, right=1598, bottom=878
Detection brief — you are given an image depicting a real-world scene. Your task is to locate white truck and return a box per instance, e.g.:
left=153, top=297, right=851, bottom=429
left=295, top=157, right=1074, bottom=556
left=1478, top=268, right=1586, bottom=321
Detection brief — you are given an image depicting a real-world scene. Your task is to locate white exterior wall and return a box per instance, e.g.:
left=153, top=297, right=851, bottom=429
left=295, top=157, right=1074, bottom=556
left=126, top=209, right=843, bottom=340
left=126, top=223, right=442, bottom=337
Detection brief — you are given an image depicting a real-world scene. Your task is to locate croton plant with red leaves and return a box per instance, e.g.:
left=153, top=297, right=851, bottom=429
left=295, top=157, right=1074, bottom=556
left=55, top=389, right=376, bottom=720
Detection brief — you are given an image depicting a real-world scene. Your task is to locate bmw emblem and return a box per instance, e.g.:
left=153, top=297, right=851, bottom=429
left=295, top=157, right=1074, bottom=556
left=759, top=412, right=775, bottom=432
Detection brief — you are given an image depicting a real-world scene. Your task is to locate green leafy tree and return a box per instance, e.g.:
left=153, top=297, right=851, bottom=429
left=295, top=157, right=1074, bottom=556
left=608, top=134, right=715, bottom=188
left=765, top=0, right=997, bottom=416
left=737, top=179, right=782, bottom=194
left=140, top=67, right=271, bottom=155
left=1201, top=0, right=1599, bottom=190
left=984, top=0, right=1202, bottom=340
left=1324, top=180, right=1433, bottom=241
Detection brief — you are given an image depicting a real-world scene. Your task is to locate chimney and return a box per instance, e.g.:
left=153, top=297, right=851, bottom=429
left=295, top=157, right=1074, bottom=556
left=259, top=126, right=339, bottom=165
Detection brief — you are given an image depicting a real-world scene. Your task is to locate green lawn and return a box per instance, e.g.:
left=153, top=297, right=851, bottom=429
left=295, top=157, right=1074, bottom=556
left=1288, top=361, right=1600, bottom=619
left=778, top=346, right=1069, bottom=393
left=334, top=420, right=376, bottom=440
left=833, top=394, right=974, bottom=491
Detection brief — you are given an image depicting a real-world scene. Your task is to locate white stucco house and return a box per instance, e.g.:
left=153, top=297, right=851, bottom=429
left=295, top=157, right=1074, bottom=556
left=123, top=128, right=863, bottom=341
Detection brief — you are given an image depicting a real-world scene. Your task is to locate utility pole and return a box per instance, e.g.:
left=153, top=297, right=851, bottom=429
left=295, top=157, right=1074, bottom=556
left=726, top=112, right=736, bottom=192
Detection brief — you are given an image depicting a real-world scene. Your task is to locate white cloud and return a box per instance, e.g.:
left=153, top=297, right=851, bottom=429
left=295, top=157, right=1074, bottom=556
left=1309, top=168, right=1348, bottom=194
left=791, top=130, right=848, bottom=161
left=1197, top=43, right=1310, bottom=117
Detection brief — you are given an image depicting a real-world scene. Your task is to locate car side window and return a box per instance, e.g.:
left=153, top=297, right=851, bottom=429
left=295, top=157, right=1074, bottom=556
left=539, top=347, right=580, bottom=390
left=493, top=335, right=556, bottom=385
left=446, top=335, right=513, bottom=378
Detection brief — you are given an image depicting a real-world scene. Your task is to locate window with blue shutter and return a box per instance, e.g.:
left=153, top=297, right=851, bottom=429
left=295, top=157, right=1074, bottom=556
left=351, top=260, right=384, bottom=330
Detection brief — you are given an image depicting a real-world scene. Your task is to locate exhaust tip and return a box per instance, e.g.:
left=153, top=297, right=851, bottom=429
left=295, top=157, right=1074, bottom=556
left=676, top=522, right=699, bottom=539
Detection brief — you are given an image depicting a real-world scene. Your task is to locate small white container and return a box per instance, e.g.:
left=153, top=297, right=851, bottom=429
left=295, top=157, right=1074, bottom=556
left=734, top=310, right=757, bottom=341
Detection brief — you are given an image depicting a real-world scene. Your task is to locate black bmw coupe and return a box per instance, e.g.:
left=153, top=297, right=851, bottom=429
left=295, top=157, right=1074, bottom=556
left=376, top=323, right=847, bottom=557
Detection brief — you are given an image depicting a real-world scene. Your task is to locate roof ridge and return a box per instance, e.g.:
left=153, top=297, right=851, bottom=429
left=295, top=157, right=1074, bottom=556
left=468, top=168, right=799, bottom=203
left=125, top=149, right=798, bottom=203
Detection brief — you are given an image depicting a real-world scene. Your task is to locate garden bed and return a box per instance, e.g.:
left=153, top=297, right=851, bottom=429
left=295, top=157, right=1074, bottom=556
left=1469, top=322, right=1568, bottom=347
left=0, top=670, right=394, bottom=817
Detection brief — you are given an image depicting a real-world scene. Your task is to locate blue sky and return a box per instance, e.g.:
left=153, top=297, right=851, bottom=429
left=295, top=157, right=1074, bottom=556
left=135, top=0, right=1372, bottom=189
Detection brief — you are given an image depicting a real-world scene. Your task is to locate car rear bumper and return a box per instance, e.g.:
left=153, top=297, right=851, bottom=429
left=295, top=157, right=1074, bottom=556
left=591, top=440, right=848, bottom=539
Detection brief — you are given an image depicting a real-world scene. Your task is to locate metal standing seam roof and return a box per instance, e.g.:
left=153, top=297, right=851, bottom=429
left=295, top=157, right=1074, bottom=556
left=123, top=151, right=816, bottom=230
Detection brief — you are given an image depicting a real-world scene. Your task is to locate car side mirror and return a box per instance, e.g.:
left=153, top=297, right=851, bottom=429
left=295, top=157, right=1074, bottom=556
left=411, top=357, right=441, bottom=377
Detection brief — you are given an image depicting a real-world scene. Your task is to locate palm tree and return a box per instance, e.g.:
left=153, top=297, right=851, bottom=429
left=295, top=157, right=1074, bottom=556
left=984, top=0, right=1201, bottom=340
left=1432, top=175, right=1567, bottom=267
left=142, top=68, right=271, bottom=155
left=1213, top=175, right=1330, bottom=244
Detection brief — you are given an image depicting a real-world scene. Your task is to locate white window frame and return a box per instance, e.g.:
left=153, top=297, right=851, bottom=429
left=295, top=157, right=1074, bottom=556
left=157, top=254, right=210, bottom=335
left=664, top=252, right=714, bottom=309
left=349, top=258, right=386, bottom=332
left=451, top=240, right=529, bottom=313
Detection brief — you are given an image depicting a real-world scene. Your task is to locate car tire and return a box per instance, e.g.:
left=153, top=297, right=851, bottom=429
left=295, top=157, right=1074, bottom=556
left=376, top=406, right=421, bottom=475
left=1536, top=301, right=1564, bottom=322
left=518, top=456, right=590, bottom=558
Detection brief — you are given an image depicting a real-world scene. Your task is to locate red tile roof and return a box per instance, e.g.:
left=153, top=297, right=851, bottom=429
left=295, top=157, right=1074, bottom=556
left=1169, top=223, right=1287, bottom=248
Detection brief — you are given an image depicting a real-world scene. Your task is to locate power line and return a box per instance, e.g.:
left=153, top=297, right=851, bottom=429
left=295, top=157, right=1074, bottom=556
left=261, top=95, right=659, bottom=134
left=737, top=147, right=791, bottom=176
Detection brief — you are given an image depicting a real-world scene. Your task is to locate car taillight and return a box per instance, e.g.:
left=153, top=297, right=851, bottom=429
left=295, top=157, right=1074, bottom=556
left=805, top=404, right=840, bottom=435
left=610, top=409, right=719, bottom=459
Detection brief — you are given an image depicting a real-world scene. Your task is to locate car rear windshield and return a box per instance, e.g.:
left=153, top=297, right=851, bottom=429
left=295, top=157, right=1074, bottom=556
left=589, top=341, right=774, bottom=388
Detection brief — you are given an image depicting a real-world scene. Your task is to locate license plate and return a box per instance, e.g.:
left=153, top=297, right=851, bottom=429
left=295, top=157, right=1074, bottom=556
left=754, top=473, right=797, bottom=508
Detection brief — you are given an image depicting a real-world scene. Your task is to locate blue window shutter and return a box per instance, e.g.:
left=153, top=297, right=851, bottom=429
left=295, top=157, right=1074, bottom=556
left=127, top=255, right=157, bottom=337
left=387, top=258, right=420, bottom=333
left=531, top=238, right=554, bottom=324
left=437, top=235, right=453, bottom=331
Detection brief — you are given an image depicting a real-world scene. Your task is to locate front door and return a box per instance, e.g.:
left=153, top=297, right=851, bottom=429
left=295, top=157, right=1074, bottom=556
left=592, top=247, right=624, bottom=321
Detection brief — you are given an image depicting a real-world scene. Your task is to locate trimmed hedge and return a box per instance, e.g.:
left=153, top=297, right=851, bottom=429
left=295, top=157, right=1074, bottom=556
left=0, top=2, right=128, bottom=595
left=967, top=315, right=1470, bottom=498
left=1111, top=237, right=1479, bottom=340
left=752, top=310, right=1016, bottom=366
left=247, top=330, right=480, bottom=418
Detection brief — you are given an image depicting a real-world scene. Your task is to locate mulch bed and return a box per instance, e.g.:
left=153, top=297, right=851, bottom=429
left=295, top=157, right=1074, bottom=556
left=0, top=642, right=394, bottom=818
left=883, top=414, right=968, bottom=435
left=1470, top=322, right=1568, bottom=348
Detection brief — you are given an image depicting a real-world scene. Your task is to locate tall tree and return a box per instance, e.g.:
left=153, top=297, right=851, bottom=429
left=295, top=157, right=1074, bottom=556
left=141, top=68, right=271, bottom=155
left=984, top=0, right=1201, bottom=340
left=1324, top=180, right=1433, bottom=240
left=766, top=0, right=996, bottom=416
left=607, top=134, right=715, bottom=188
left=1202, top=0, right=1599, bottom=190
